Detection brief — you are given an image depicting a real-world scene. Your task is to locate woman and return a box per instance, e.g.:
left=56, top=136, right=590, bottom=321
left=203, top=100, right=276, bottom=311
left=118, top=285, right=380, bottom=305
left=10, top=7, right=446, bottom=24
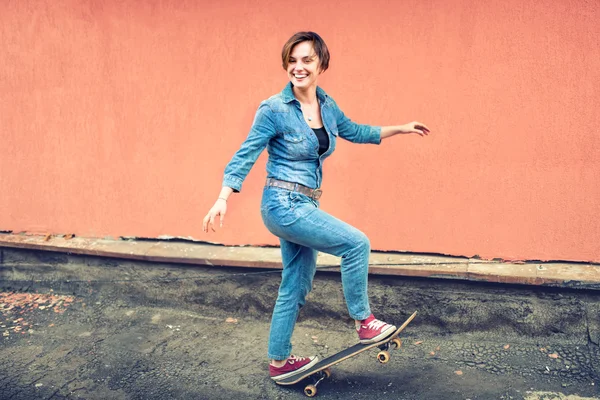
left=203, top=31, right=430, bottom=381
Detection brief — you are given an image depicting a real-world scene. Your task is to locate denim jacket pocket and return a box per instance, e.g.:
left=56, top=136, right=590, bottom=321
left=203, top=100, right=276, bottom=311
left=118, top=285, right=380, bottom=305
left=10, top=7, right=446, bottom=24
left=283, top=131, right=306, bottom=143
left=282, top=131, right=311, bottom=160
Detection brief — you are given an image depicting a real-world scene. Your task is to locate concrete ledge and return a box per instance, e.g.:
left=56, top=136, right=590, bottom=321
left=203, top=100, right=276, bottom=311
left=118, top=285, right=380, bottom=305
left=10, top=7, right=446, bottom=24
left=0, top=233, right=598, bottom=290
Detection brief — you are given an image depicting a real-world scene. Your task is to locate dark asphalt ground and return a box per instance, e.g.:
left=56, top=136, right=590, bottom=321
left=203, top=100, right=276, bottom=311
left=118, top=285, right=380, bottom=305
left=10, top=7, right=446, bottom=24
left=0, top=249, right=599, bottom=399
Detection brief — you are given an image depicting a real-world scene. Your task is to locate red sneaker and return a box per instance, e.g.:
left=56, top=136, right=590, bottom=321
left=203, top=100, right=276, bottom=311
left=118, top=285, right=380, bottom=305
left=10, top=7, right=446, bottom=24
left=356, top=314, right=397, bottom=344
left=269, top=355, right=319, bottom=381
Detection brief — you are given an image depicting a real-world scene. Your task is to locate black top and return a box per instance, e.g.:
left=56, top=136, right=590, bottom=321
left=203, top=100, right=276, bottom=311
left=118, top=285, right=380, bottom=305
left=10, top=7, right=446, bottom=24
left=312, top=127, right=330, bottom=156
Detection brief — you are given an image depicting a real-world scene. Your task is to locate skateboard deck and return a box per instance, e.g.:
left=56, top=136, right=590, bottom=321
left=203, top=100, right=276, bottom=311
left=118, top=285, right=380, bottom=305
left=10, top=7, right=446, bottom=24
left=276, top=311, right=417, bottom=397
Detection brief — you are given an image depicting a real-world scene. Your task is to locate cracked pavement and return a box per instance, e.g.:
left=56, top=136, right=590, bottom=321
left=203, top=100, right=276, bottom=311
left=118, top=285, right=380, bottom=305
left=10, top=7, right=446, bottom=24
left=0, top=249, right=599, bottom=399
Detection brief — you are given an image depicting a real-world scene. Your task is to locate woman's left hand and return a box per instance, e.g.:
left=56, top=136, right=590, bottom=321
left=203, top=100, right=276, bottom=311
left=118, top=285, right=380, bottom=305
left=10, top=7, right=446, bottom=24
left=399, top=122, right=430, bottom=136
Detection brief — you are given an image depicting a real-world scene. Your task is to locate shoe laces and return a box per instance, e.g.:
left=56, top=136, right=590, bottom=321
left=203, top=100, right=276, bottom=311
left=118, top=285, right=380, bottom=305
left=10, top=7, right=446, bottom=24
left=288, top=355, right=306, bottom=364
left=365, top=319, right=386, bottom=331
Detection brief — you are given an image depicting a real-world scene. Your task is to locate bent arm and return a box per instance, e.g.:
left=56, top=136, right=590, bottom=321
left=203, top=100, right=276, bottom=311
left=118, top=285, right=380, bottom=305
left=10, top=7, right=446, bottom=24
left=330, top=97, right=429, bottom=143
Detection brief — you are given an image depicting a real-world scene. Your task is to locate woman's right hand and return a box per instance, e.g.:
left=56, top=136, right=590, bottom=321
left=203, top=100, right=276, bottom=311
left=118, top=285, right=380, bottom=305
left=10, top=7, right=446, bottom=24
left=202, top=198, right=227, bottom=232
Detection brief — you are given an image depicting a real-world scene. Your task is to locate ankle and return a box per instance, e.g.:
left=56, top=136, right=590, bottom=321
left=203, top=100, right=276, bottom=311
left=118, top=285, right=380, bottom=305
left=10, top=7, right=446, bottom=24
left=271, top=359, right=287, bottom=368
left=355, top=314, right=374, bottom=328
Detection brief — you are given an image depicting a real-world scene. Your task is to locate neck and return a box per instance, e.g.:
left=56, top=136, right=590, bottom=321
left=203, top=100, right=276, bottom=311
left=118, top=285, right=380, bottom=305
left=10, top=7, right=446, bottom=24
left=292, top=85, right=318, bottom=105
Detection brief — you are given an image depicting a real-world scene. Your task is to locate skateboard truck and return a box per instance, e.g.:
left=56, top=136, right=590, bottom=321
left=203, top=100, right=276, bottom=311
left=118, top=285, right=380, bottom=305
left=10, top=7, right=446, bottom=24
left=377, top=337, right=402, bottom=363
left=303, top=368, right=331, bottom=397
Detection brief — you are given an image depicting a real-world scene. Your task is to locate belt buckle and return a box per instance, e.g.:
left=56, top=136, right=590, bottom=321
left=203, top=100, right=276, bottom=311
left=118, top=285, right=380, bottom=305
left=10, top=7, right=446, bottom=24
left=311, top=189, right=322, bottom=200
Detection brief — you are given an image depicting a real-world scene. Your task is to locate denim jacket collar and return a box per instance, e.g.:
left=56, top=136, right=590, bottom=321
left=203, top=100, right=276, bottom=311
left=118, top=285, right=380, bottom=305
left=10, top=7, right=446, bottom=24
left=281, top=82, right=329, bottom=105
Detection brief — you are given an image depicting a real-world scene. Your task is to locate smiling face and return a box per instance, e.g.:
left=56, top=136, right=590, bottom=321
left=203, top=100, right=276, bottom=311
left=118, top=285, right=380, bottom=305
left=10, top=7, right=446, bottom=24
left=286, top=41, right=322, bottom=91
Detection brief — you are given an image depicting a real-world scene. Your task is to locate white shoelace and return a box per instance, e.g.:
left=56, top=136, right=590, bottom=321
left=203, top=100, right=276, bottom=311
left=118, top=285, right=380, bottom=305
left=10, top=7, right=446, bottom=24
left=288, top=355, right=306, bottom=364
left=366, top=319, right=387, bottom=330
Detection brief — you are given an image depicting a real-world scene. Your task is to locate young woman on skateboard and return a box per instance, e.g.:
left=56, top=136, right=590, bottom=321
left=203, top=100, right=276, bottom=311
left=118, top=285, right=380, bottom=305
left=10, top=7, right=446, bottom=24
left=202, top=31, right=430, bottom=381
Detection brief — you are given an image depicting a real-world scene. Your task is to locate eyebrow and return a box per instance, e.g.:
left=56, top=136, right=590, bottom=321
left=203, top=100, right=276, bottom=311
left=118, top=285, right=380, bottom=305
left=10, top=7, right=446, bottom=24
left=289, top=54, right=317, bottom=60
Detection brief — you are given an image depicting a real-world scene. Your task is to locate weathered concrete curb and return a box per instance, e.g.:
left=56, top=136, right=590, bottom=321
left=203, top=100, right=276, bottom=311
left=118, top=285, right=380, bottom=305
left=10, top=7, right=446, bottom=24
left=0, top=233, right=598, bottom=290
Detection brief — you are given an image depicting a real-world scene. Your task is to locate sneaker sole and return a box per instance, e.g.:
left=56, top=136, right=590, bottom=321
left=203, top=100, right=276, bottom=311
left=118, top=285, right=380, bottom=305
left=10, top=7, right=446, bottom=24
left=359, top=325, right=397, bottom=344
left=270, top=357, right=320, bottom=382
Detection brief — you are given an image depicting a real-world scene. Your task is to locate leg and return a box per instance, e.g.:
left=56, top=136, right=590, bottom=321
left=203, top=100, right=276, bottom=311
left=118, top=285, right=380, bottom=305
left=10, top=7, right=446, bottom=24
left=268, top=239, right=317, bottom=360
left=262, top=191, right=372, bottom=321
left=262, top=189, right=393, bottom=380
left=278, top=212, right=396, bottom=343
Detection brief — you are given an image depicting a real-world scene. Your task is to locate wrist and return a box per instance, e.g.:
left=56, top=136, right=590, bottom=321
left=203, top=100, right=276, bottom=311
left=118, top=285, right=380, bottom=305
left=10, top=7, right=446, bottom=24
left=218, top=197, right=228, bottom=202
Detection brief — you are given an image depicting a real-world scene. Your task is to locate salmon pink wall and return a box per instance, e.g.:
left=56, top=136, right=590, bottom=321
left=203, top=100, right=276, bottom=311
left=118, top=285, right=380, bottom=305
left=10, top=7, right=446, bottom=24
left=1, top=0, right=599, bottom=262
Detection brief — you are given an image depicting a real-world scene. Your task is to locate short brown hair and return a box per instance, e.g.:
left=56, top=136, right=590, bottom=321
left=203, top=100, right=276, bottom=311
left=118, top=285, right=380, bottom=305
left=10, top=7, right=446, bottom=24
left=281, top=31, right=330, bottom=72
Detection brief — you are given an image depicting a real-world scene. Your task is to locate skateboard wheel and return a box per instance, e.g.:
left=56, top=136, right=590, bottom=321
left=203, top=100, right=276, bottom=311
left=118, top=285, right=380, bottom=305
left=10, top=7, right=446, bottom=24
left=377, top=350, right=390, bottom=363
left=392, top=338, right=402, bottom=349
left=323, top=368, right=331, bottom=378
left=304, top=384, right=318, bottom=397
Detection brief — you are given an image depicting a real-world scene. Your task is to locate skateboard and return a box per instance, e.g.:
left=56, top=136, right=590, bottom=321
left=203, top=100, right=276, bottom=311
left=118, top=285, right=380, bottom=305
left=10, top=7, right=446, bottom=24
left=276, top=311, right=418, bottom=397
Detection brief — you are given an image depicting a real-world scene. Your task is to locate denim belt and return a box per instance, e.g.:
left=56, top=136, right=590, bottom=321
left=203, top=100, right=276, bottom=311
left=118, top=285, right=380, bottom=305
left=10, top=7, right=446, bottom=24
left=265, top=178, right=323, bottom=200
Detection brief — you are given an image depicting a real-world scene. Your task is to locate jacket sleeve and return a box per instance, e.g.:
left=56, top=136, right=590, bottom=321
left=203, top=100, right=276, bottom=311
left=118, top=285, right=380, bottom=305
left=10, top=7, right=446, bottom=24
left=222, top=103, right=276, bottom=192
left=331, top=97, right=381, bottom=145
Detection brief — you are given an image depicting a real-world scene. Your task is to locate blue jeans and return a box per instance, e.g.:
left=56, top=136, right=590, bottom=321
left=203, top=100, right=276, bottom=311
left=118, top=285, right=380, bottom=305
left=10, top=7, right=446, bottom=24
left=261, top=186, right=372, bottom=360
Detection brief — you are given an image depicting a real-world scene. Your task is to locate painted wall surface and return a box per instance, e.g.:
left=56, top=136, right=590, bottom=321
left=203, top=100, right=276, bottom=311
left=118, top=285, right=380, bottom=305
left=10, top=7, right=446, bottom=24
left=1, top=0, right=599, bottom=262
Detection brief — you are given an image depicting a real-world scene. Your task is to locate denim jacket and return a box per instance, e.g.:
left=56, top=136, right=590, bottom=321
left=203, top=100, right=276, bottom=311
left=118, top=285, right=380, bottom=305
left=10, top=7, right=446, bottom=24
left=223, top=82, right=381, bottom=192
